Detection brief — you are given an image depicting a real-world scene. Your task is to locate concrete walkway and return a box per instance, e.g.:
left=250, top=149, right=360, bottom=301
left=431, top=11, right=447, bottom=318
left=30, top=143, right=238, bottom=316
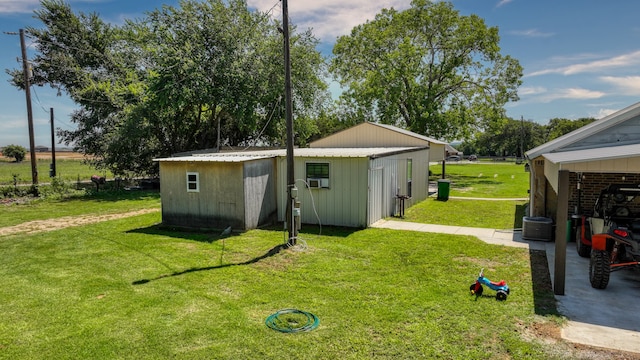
left=371, top=219, right=640, bottom=355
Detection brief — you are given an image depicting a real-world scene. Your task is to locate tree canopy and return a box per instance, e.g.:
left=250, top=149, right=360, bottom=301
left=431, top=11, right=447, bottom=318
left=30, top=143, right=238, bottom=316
left=330, top=0, right=522, bottom=141
left=458, top=117, right=597, bottom=157
left=8, top=0, right=329, bottom=176
left=2, top=144, right=27, bottom=162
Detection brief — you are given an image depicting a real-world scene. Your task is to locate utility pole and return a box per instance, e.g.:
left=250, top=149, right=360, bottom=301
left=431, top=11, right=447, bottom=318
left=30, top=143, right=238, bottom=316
left=50, top=108, right=56, bottom=177
left=282, top=0, right=297, bottom=246
left=520, top=115, right=525, bottom=159
left=20, top=29, right=38, bottom=185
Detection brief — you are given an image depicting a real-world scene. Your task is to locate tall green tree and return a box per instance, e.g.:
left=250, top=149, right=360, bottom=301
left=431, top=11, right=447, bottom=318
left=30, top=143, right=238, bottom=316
left=463, top=118, right=545, bottom=157
left=545, top=117, right=596, bottom=142
left=7, top=0, right=328, bottom=176
left=330, top=0, right=522, bottom=141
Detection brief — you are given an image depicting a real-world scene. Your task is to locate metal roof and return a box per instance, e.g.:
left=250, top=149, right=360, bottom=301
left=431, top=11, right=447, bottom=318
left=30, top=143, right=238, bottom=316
left=155, top=147, right=426, bottom=162
left=543, top=143, right=640, bottom=164
left=369, top=122, right=448, bottom=145
left=526, top=101, right=640, bottom=159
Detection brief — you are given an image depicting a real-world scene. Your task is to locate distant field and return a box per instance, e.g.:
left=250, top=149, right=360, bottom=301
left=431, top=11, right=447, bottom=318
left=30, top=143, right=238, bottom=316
left=0, top=152, right=111, bottom=185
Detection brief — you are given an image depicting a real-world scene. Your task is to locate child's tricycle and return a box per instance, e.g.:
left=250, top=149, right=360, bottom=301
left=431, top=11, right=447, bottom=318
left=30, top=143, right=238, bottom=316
left=469, top=268, right=510, bottom=301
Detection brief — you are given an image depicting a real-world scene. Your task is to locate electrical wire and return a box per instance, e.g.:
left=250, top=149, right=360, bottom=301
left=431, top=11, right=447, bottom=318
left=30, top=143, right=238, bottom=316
left=296, top=178, right=322, bottom=235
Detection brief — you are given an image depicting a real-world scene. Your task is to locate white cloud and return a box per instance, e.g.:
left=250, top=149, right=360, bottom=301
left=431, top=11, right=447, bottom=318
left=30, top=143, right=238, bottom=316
left=599, top=76, right=640, bottom=95
left=510, top=29, right=554, bottom=38
left=518, top=86, right=546, bottom=96
left=528, top=50, right=640, bottom=77
left=591, top=108, right=618, bottom=119
left=496, top=0, right=513, bottom=7
left=0, top=115, right=27, bottom=130
left=248, top=0, right=411, bottom=42
left=539, top=88, right=605, bottom=103
left=517, top=86, right=605, bottom=104
left=0, top=0, right=40, bottom=13
left=0, top=0, right=111, bottom=14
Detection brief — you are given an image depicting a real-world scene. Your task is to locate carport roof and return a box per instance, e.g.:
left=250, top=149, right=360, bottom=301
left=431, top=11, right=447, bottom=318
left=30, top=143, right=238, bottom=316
left=543, top=143, right=640, bottom=164
left=155, top=147, right=427, bottom=162
left=526, top=101, right=640, bottom=159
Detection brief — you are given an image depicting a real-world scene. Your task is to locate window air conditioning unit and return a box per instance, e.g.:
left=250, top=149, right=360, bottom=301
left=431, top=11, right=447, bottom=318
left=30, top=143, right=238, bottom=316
left=307, top=178, right=329, bottom=189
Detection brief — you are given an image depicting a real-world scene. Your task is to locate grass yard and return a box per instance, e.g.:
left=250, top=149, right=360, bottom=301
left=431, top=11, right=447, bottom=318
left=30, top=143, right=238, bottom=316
left=0, top=191, right=161, bottom=228
left=0, top=157, right=113, bottom=186
left=431, top=162, right=529, bottom=198
left=0, top=211, right=563, bottom=359
left=403, top=198, right=527, bottom=229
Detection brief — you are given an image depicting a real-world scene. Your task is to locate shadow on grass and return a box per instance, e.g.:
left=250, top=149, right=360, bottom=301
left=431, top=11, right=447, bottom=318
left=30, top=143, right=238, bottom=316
left=513, top=203, right=527, bottom=229
left=529, top=249, right=560, bottom=316
left=127, top=223, right=228, bottom=244
left=132, top=243, right=287, bottom=285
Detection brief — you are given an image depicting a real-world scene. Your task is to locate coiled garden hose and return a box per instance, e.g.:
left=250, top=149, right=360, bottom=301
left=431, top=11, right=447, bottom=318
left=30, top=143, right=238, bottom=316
left=265, top=309, right=319, bottom=333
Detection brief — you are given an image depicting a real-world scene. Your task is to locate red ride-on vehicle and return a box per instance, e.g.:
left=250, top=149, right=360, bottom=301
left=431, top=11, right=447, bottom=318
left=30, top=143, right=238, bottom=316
left=575, top=184, right=640, bottom=289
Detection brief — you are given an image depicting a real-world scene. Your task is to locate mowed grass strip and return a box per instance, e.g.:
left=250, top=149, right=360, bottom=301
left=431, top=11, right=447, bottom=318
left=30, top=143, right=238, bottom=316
left=402, top=198, right=527, bottom=229
left=431, top=163, right=529, bottom=198
left=0, top=213, right=560, bottom=359
left=0, top=190, right=160, bottom=228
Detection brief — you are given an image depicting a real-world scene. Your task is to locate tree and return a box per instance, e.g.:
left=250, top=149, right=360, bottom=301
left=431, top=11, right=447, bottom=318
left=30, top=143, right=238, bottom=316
left=463, top=118, right=545, bottom=157
left=2, top=145, right=27, bottom=162
left=7, top=0, right=328, bottom=176
left=545, top=117, right=596, bottom=142
left=330, top=0, right=522, bottom=141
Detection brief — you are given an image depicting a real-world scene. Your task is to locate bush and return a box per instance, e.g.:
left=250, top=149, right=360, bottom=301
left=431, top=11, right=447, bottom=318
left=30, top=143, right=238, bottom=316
left=2, top=144, right=27, bottom=162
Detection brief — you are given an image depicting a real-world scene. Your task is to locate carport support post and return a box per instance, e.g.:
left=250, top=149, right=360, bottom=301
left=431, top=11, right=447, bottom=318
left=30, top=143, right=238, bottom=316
left=554, top=170, right=569, bottom=295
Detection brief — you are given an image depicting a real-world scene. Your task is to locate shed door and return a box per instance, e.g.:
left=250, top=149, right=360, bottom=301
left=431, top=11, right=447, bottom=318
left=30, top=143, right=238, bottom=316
left=369, top=168, right=384, bottom=224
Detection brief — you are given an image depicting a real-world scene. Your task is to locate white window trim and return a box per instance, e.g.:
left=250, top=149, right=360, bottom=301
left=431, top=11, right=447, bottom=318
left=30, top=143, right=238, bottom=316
left=186, top=172, right=200, bottom=192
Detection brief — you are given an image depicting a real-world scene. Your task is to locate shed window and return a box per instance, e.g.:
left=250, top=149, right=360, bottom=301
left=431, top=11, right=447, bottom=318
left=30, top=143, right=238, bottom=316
left=186, top=172, right=199, bottom=192
left=306, top=162, right=330, bottom=188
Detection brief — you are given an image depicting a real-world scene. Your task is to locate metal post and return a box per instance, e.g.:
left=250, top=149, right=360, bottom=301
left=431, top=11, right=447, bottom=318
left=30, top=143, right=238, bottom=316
left=50, top=108, right=56, bottom=177
left=20, top=29, right=38, bottom=185
left=554, top=170, right=570, bottom=295
left=282, top=0, right=296, bottom=245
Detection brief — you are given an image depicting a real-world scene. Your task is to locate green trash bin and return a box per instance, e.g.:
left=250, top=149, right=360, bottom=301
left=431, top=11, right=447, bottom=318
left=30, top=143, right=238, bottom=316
left=437, top=179, right=450, bottom=201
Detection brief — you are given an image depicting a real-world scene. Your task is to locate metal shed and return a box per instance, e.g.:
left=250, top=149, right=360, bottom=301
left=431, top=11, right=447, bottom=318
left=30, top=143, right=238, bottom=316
left=274, top=147, right=430, bottom=227
left=156, top=154, right=277, bottom=230
left=310, top=122, right=448, bottom=163
left=155, top=146, right=429, bottom=230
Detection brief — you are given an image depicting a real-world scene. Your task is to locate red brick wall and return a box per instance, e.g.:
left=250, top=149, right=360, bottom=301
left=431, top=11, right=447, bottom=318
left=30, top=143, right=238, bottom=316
left=567, top=172, right=640, bottom=216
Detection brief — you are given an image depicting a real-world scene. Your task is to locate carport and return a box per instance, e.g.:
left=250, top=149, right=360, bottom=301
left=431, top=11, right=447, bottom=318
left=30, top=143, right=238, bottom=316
left=525, top=101, right=640, bottom=295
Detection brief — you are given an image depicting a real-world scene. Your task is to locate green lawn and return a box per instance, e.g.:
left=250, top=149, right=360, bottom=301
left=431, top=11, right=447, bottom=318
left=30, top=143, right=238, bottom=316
left=403, top=198, right=527, bottom=229
left=0, top=158, right=113, bottom=185
left=0, top=212, right=561, bottom=359
left=0, top=162, right=577, bottom=358
left=0, top=191, right=161, bottom=228
left=431, top=162, right=529, bottom=198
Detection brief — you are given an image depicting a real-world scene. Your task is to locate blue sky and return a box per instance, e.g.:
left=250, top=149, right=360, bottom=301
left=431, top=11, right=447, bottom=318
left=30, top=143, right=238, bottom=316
left=1, top=0, right=640, bottom=148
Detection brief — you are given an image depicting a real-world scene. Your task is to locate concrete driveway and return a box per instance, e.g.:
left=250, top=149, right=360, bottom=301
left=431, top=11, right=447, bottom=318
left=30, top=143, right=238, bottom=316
left=544, top=241, right=640, bottom=354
